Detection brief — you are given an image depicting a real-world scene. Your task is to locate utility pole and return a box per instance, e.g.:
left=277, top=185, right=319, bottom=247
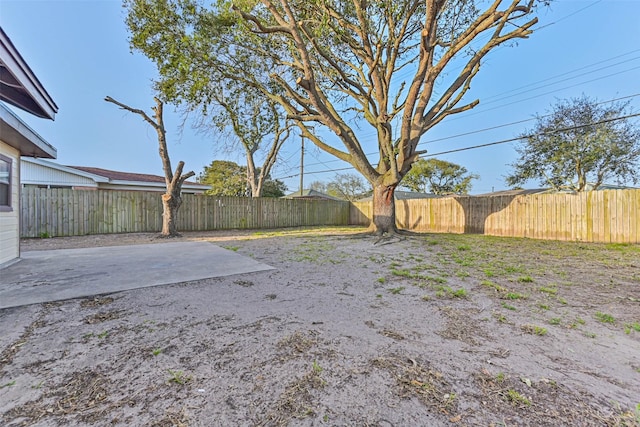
left=299, top=135, right=304, bottom=195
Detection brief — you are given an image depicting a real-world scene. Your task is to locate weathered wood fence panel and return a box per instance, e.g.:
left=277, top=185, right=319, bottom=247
left=20, top=188, right=349, bottom=237
left=351, top=189, right=640, bottom=243
left=21, top=188, right=640, bottom=243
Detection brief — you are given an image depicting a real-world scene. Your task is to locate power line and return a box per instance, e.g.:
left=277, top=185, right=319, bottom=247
left=333, top=51, right=640, bottom=143
left=274, top=112, right=640, bottom=180
left=298, top=93, right=640, bottom=170
left=277, top=166, right=354, bottom=180
left=479, top=50, right=640, bottom=104
left=425, top=112, right=640, bottom=157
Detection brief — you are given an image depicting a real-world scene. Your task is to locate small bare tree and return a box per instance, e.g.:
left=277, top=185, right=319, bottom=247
left=105, top=96, right=195, bottom=237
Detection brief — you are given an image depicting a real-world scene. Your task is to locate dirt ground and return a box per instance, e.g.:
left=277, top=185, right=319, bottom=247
left=1, top=227, right=639, bottom=426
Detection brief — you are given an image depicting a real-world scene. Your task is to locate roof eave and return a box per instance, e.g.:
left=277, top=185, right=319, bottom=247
left=0, top=103, right=56, bottom=158
left=0, top=27, right=58, bottom=120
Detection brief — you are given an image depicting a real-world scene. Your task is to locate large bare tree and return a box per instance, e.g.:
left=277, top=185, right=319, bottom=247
left=125, top=0, right=544, bottom=235
left=105, top=96, right=195, bottom=236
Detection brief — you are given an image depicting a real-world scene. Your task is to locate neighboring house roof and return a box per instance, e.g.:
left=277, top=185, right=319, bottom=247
left=70, top=166, right=171, bottom=184
left=0, top=27, right=58, bottom=120
left=473, top=188, right=548, bottom=197
left=475, top=184, right=637, bottom=197
left=581, top=183, right=638, bottom=191
left=21, top=157, right=208, bottom=193
left=358, top=190, right=440, bottom=202
left=282, top=189, right=344, bottom=201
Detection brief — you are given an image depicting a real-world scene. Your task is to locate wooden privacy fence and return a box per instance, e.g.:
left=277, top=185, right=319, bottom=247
left=20, top=187, right=349, bottom=237
left=351, top=189, right=640, bottom=244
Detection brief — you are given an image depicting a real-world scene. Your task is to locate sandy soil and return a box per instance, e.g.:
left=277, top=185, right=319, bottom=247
left=1, top=227, right=639, bottom=426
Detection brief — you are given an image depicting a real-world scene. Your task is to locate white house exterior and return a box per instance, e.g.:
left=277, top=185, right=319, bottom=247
left=21, top=157, right=208, bottom=194
left=0, top=27, right=57, bottom=267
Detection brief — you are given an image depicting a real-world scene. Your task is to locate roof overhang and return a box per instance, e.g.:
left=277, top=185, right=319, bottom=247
left=0, top=103, right=56, bottom=158
left=0, top=27, right=58, bottom=120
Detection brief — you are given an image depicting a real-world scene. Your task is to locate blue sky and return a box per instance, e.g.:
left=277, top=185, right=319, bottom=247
left=1, top=0, right=639, bottom=194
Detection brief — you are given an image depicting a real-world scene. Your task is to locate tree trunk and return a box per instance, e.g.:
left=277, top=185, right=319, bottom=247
left=370, top=183, right=398, bottom=235
left=161, top=190, right=182, bottom=237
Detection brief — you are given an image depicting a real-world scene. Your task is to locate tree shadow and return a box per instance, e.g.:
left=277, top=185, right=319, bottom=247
left=452, top=195, right=516, bottom=234
left=394, top=195, right=517, bottom=235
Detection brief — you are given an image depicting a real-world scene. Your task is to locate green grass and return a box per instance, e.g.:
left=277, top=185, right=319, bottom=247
left=504, top=292, right=526, bottom=300
left=494, top=313, right=508, bottom=323
left=549, top=318, right=562, bottom=325
left=167, top=369, right=192, bottom=385
left=483, top=268, right=496, bottom=278
left=595, top=312, right=615, bottom=324
left=388, top=286, right=405, bottom=295
left=481, top=280, right=507, bottom=293
left=521, top=324, right=548, bottom=336
left=538, top=286, right=558, bottom=295
left=517, top=275, right=534, bottom=283
left=505, top=389, right=531, bottom=406
left=605, top=242, right=640, bottom=253
left=501, top=302, right=517, bottom=311
left=435, top=286, right=468, bottom=299
left=391, top=268, right=413, bottom=278
left=624, top=322, right=640, bottom=334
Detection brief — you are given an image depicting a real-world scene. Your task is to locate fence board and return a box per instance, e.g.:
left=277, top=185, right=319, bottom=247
left=20, top=188, right=350, bottom=238
left=349, top=189, right=640, bottom=244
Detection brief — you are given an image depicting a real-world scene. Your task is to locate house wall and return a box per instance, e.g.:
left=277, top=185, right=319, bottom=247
left=21, top=160, right=97, bottom=188
left=0, top=142, right=20, bottom=265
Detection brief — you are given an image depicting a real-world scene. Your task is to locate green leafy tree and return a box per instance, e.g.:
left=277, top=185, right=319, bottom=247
left=326, top=173, right=371, bottom=201
left=198, top=160, right=247, bottom=197
left=506, top=96, right=640, bottom=192
left=125, top=0, right=544, bottom=235
left=198, top=160, right=286, bottom=197
left=261, top=177, right=287, bottom=198
left=402, top=159, right=478, bottom=195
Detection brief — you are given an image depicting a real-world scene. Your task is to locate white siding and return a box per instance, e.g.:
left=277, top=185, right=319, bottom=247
left=21, top=160, right=97, bottom=188
left=0, top=142, right=19, bottom=265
